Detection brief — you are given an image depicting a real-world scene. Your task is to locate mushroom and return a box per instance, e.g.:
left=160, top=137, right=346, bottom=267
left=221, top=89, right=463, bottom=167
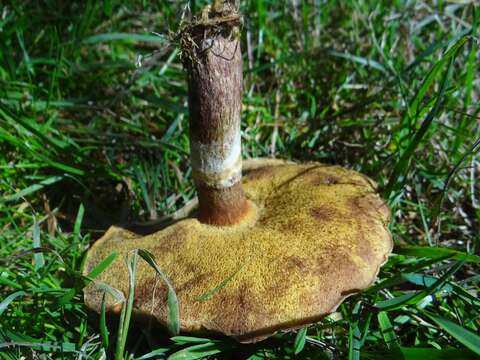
left=83, top=1, right=392, bottom=343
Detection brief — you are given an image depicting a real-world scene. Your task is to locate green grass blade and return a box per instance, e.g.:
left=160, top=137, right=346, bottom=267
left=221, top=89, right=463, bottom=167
left=73, top=203, right=85, bottom=238
left=86, top=251, right=118, bottom=280
left=407, top=36, right=468, bottom=121
left=396, top=246, right=480, bottom=263
left=348, top=302, right=362, bottom=360
left=384, top=36, right=467, bottom=196
left=348, top=322, right=361, bottom=360
left=167, top=342, right=229, bottom=360
left=32, top=221, right=45, bottom=271
left=366, top=255, right=455, bottom=294
left=294, top=327, right=307, bottom=355
left=94, top=281, right=126, bottom=304
left=328, top=50, right=387, bottom=74
left=100, top=292, right=109, bottom=350
left=196, top=260, right=249, bottom=301
left=0, top=291, right=26, bottom=316
left=0, top=340, right=76, bottom=353
left=403, top=274, right=453, bottom=291
left=137, top=249, right=180, bottom=336
left=190, top=0, right=196, bottom=14
left=385, top=59, right=453, bottom=196
left=83, top=32, right=168, bottom=45
left=114, top=250, right=138, bottom=360
left=430, top=137, right=480, bottom=229
left=0, top=107, right=71, bottom=152
left=115, top=303, right=128, bottom=360
left=171, top=337, right=212, bottom=344
left=401, top=347, right=478, bottom=360
left=375, top=261, right=464, bottom=311
left=3, top=175, right=63, bottom=202
left=103, top=0, right=112, bottom=16
left=377, top=312, right=398, bottom=349
left=134, top=348, right=169, bottom=360
left=16, top=30, right=34, bottom=75
left=364, top=347, right=478, bottom=360
left=425, top=314, right=480, bottom=355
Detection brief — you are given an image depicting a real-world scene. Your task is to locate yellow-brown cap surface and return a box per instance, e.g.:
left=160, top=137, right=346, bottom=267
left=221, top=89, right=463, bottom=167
left=83, top=161, right=392, bottom=342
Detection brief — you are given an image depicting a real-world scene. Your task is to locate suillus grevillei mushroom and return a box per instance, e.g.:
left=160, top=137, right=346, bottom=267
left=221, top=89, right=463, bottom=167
left=83, top=1, right=393, bottom=343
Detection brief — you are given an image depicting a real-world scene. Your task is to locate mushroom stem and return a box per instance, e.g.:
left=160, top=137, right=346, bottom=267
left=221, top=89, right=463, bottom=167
left=182, top=2, right=249, bottom=225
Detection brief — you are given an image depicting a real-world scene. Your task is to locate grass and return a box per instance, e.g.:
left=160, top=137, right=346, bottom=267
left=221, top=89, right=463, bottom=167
left=1, top=0, right=479, bottom=359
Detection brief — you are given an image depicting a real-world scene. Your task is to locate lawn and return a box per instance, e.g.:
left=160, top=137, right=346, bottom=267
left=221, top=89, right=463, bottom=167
left=1, top=0, right=479, bottom=359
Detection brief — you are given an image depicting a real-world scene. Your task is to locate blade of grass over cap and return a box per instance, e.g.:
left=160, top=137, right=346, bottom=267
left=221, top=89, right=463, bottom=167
left=114, top=250, right=139, bottom=360
left=85, top=251, right=118, bottom=280
left=196, top=259, right=249, bottom=301
left=137, top=249, right=180, bottom=336
left=100, top=292, right=109, bottom=349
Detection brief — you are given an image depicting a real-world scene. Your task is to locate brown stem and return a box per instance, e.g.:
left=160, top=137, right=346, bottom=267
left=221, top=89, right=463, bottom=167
left=182, top=3, right=249, bottom=225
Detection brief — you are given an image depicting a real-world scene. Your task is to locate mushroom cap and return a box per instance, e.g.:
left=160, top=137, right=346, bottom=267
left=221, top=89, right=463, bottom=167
left=83, top=160, right=392, bottom=342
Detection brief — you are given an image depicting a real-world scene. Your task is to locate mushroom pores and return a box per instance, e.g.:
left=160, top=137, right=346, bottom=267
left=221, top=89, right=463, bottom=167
left=83, top=159, right=392, bottom=342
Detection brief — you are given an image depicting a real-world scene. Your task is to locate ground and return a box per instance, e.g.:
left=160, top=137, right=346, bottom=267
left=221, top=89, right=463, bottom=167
left=0, top=1, right=479, bottom=359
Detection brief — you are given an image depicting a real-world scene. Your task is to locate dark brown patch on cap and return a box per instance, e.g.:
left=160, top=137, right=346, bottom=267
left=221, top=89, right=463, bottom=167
left=285, top=256, right=307, bottom=272
left=309, top=172, right=342, bottom=186
left=269, top=218, right=305, bottom=233
left=356, top=236, right=375, bottom=264
left=308, top=169, right=372, bottom=188
left=265, top=260, right=295, bottom=299
left=210, top=282, right=270, bottom=336
left=134, top=277, right=168, bottom=311
left=351, top=193, right=390, bottom=223
left=314, top=251, right=358, bottom=281
left=153, top=225, right=187, bottom=254
left=310, top=207, right=339, bottom=222
left=177, top=272, right=210, bottom=293
left=345, top=193, right=387, bottom=264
